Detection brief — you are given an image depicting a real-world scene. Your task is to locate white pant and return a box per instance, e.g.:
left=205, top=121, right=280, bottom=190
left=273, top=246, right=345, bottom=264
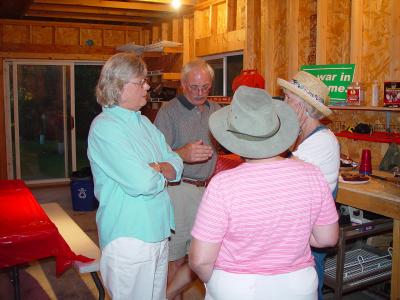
left=205, top=267, right=318, bottom=300
left=100, top=237, right=169, bottom=300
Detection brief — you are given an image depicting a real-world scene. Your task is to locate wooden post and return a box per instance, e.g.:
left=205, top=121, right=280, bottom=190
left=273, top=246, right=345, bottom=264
left=161, top=22, right=170, bottom=41
left=389, top=0, right=400, bottom=81
left=286, top=0, right=299, bottom=79
left=227, top=0, right=237, bottom=32
left=243, top=0, right=261, bottom=70
left=350, top=0, right=363, bottom=81
left=316, top=0, right=328, bottom=64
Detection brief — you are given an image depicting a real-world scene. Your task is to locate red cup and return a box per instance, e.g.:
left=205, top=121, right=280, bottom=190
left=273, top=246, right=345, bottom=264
left=359, top=149, right=372, bottom=175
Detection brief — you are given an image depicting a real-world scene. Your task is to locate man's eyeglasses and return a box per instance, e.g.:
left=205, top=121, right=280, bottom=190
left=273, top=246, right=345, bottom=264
left=188, top=84, right=211, bottom=94
left=127, top=78, right=149, bottom=88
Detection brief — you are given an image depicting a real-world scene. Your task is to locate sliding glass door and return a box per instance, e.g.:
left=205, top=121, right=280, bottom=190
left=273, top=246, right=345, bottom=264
left=74, top=64, right=102, bottom=171
left=4, top=60, right=103, bottom=183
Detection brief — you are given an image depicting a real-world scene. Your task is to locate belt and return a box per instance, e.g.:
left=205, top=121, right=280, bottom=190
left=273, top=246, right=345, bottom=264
left=182, top=178, right=208, bottom=187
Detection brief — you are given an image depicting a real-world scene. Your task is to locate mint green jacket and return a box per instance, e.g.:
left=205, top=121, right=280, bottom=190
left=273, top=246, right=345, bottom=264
left=88, top=105, right=183, bottom=249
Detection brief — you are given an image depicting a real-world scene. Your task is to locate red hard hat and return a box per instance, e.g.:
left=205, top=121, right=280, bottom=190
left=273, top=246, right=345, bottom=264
left=232, top=69, right=265, bottom=92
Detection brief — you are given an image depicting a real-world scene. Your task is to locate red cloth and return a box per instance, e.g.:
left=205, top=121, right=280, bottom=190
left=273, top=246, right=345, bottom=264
left=0, top=180, right=93, bottom=276
left=211, top=154, right=243, bottom=178
left=335, top=131, right=400, bottom=144
left=232, top=69, right=265, bottom=92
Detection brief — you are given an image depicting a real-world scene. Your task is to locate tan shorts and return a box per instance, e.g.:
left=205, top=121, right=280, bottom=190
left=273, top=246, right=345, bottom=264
left=167, top=181, right=205, bottom=261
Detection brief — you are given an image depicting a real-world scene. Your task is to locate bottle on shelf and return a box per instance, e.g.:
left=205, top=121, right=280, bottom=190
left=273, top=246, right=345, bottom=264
left=371, top=80, right=379, bottom=107
left=346, top=82, right=364, bottom=106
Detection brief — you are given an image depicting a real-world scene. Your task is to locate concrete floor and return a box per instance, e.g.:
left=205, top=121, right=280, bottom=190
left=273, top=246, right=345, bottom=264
left=0, top=185, right=390, bottom=299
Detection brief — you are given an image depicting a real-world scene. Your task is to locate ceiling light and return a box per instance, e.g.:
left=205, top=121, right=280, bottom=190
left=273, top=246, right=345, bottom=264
left=172, top=0, right=181, bottom=9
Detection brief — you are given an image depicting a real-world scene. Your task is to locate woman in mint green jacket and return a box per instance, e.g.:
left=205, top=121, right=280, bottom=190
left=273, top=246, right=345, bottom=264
left=88, top=53, right=183, bottom=300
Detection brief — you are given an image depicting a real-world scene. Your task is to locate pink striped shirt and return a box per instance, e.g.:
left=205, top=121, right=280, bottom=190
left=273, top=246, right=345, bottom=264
left=191, top=159, right=338, bottom=275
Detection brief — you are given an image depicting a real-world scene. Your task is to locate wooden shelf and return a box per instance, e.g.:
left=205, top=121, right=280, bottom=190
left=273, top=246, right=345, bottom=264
left=335, top=131, right=400, bottom=144
left=330, top=106, right=400, bottom=112
left=162, top=73, right=180, bottom=80
left=207, top=96, right=232, bottom=105
left=142, top=48, right=183, bottom=58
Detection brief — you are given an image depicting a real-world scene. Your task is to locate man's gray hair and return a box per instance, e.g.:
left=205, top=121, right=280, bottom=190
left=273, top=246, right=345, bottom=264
left=181, top=59, right=214, bottom=83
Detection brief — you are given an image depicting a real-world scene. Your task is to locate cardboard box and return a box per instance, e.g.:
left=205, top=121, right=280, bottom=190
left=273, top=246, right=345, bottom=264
left=384, top=81, right=400, bottom=107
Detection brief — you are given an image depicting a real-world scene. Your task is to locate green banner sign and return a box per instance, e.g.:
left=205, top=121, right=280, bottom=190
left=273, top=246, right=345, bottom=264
left=300, top=64, right=355, bottom=105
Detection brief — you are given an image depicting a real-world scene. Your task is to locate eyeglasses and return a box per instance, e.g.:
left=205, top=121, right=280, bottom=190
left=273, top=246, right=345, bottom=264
left=188, top=84, right=211, bottom=94
left=127, top=78, right=149, bottom=88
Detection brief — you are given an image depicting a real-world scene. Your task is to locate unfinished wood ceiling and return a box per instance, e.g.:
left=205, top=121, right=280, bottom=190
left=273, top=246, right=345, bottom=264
left=0, top=0, right=194, bottom=26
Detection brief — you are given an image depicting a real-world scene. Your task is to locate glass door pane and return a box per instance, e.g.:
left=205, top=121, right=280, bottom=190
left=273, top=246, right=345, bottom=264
left=207, top=58, right=224, bottom=96
left=74, top=64, right=102, bottom=171
left=14, top=63, right=71, bottom=180
left=226, top=55, right=243, bottom=96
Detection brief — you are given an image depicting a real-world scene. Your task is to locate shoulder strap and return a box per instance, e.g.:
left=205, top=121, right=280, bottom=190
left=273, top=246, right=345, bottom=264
left=305, top=125, right=327, bottom=140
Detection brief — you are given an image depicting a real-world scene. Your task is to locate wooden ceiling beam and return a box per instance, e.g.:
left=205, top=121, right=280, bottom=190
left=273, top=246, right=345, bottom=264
left=29, top=3, right=169, bottom=18
left=0, top=0, right=34, bottom=18
left=124, top=0, right=194, bottom=5
left=25, top=10, right=155, bottom=23
left=33, top=0, right=193, bottom=12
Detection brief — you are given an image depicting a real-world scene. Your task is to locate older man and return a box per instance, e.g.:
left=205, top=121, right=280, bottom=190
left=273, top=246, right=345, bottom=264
left=154, top=59, right=220, bottom=299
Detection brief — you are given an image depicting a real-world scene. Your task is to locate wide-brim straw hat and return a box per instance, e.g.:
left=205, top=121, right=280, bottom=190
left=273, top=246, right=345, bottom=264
left=209, top=86, right=300, bottom=159
left=277, top=71, right=333, bottom=117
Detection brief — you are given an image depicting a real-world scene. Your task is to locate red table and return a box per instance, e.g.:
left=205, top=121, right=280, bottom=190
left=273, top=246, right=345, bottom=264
left=0, top=180, right=92, bottom=299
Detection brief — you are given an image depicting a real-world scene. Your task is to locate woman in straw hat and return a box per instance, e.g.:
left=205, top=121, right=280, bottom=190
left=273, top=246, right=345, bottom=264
left=189, top=86, right=339, bottom=300
left=277, top=71, right=340, bottom=300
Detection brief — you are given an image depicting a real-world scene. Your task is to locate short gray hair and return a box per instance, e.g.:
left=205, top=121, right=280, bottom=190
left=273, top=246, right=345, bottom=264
left=304, top=101, right=325, bottom=120
left=181, top=59, right=214, bottom=83
left=96, top=53, right=147, bottom=107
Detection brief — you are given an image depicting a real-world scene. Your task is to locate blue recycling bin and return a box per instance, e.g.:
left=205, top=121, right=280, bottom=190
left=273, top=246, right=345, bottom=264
left=70, top=168, right=98, bottom=211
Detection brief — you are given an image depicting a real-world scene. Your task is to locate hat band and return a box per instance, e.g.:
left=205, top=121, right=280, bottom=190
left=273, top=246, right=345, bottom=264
left=291, top=79, right=325, bottom=104
left=227, top=116, right=281, bottom=139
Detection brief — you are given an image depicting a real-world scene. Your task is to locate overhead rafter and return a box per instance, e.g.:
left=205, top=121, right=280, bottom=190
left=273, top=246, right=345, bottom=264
left=33, top=0, right=194, bottom=13
left=1, top=0, right=195, bottom=27
left=29, top=3, right=170, bottom=18
left=25, top=11, right=155, bottom=24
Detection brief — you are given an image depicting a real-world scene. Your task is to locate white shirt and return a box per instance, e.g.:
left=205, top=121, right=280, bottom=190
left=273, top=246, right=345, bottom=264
left=293, top=128, right=340, bottom=192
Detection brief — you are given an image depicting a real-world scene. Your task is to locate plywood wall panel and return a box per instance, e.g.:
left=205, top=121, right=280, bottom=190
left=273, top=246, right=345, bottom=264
left=80, top=28, right=103, bottom=47
left=126, top=30, right=140, bottom=45
left=338, top=137, right=389, bottom=170
left=103, top=29, right=125, bottom=47
left=236, top=0, right=246, bottom=30
left=31, top=26, right=53, bottom=45
left=172, top=18, right=183, bottom=43
left=3, top=25, right=30, bottom=44
left=142, top=29, right=151, bottom=45
left=326, top=110, right=398, bottom=168
left=298, top=0, right=317, bottom=68
left=161, top=22, right=171, bottom=41
left=152, top=25, right=160, bottom=43
left=216, top=2, right=227, bottom=34
left=195, top=29, right=245, bottom=57
left=194, top=8, right=211, bottom=39
left=361, top=0, right=391, bottom=104
left=326, top=0, right=350, bottom=64
left=55, top=27, right=79, bottom=46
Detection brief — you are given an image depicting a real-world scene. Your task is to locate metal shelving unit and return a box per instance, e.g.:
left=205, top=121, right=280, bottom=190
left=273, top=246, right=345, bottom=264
left=324, top=219, right=393, bottom=299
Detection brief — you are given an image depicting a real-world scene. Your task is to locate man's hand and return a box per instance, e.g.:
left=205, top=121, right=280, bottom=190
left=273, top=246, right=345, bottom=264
left=175, top=140, right=213, bottom=163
